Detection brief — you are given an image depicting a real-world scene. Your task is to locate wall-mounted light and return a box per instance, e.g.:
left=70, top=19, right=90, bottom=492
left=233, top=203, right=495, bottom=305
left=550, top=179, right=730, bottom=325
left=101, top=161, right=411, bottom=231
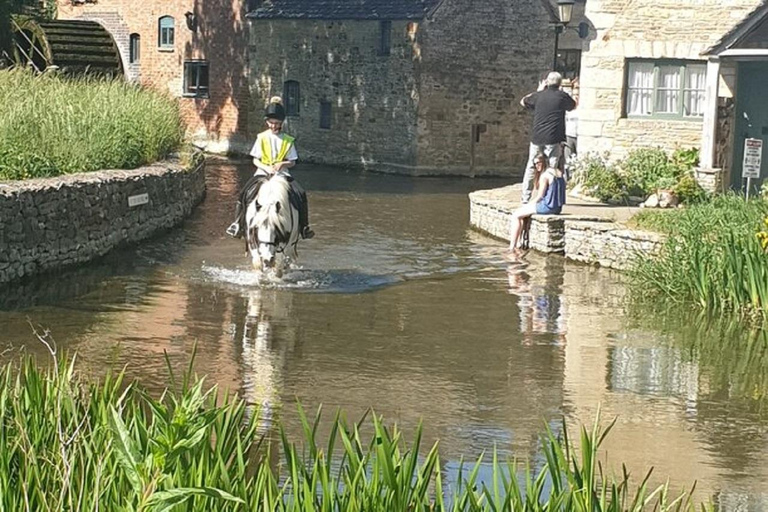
left=557, top=0, right=575, bottom=26
left=185, top=11, right=198, bottom=32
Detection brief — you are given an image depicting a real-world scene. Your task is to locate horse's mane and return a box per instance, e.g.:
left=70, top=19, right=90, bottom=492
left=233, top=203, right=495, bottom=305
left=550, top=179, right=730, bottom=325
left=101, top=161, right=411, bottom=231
left=254, top=175, right=294, bottom=242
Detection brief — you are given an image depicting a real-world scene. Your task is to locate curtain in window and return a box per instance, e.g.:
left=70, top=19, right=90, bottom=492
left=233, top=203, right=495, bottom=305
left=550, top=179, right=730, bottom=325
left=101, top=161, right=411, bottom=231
left=627, top=62, right=654, bottom=115
left=655, top=65, right=680, bottom=114
left=684, top=65, right=706, bottom=117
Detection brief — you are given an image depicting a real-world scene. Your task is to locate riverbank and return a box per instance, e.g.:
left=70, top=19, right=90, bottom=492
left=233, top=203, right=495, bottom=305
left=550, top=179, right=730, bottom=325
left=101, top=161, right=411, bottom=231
left=0, top=154, right=206, bottom=284
left=469, top=184, right=663, bottom=270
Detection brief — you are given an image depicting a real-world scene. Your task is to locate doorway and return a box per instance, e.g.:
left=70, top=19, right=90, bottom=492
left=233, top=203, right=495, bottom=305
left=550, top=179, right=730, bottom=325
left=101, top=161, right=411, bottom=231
left=732, top=61, right=768, bottom=192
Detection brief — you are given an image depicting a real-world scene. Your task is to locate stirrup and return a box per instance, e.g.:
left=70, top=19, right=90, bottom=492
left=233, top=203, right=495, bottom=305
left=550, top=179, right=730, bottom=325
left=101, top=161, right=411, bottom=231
left=226, top=222, right=240, bottom=238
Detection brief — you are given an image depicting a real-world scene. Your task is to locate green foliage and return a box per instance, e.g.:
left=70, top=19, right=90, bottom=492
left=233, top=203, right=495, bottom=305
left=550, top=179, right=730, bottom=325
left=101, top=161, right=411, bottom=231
left=0, top=68, right=185, bottom=180
left=630, top=194, right=768, bottom=322
left=570, top=148, right=704, bottom=204
left=621, top=148, right=679, bottom=195
left=0, top=349, right=705, bottom=511
left=570, top=153, right=628, bottom=203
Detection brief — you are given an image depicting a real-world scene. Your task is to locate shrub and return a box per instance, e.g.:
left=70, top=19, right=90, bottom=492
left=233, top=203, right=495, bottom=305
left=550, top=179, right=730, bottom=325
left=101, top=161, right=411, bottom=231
left=569, top=153, right=628, bottom=203
left=621, top=148, right=681, bottom=195
left=0, top=68, right=185, bottom=180
left=673, top=173, right=708, bottom=204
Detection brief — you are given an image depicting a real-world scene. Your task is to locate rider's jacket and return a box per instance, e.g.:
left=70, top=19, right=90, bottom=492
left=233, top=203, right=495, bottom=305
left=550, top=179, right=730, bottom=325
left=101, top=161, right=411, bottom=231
left=257, top=130, right=295, bottom=165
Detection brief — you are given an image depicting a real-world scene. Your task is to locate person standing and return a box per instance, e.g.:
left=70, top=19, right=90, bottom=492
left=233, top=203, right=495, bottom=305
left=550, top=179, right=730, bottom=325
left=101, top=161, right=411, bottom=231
left=519, top=71, right=576, bottom=204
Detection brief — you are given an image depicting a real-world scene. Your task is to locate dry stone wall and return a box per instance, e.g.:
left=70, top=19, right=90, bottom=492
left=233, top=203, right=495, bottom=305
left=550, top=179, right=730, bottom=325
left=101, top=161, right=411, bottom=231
left=0, top=158, right=206, bottom=284
left=469, top=188, right=664, bottom=270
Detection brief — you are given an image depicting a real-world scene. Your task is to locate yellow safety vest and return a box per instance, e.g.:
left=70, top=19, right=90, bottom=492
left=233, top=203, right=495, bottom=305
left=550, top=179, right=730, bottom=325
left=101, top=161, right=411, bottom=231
left=259, top=130, right=295, bottom=165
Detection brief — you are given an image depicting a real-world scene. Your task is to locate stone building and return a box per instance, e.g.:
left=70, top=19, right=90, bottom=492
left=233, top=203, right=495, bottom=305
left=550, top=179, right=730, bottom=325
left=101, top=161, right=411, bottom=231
left=247, top=0, right=563, bottom=176
left=576, top=0, right=768, bottom=192
left=57, top=0, right=251, bottom=153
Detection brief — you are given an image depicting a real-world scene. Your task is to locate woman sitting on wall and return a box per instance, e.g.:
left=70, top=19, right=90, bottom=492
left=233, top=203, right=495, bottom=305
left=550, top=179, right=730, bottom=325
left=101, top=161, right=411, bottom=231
left=506, top=152, right=566, bottom=259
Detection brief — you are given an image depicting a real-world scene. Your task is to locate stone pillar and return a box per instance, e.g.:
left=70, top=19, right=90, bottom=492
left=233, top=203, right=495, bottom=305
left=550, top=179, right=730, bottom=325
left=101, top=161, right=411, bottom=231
left=696, top=58, right=723, bottom=193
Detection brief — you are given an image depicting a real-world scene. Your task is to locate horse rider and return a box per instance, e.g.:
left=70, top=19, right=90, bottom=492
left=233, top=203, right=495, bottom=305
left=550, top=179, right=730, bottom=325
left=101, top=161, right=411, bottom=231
left=226, top=96, right=314, bottom=240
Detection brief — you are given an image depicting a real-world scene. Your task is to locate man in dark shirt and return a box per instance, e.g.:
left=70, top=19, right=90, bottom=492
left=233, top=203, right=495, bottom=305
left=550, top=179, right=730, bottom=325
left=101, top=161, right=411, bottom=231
left=519, top=71, right=576, bottom=203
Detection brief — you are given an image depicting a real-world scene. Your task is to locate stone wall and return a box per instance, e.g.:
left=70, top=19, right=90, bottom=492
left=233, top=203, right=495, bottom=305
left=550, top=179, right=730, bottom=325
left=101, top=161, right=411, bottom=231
left=415, top=0, right=554, bottom=176
left=469, top=188, right=664, bottom=270
left=248, top=19, right=420, bottom=169
left=578, top=0, right=762, bottom=158
left=58, top=0, right=251, bottom=153
left=0, top=158, right=206, bottom=284
left=249, top=0, right=556, bottom=176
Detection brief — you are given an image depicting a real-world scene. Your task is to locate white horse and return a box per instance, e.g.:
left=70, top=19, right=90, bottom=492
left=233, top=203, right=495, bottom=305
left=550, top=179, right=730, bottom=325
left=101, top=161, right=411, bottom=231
left=245, top=173, right=300, bottom=274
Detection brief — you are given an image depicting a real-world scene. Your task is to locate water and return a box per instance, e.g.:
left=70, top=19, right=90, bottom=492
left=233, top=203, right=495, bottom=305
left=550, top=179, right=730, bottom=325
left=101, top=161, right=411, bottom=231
left=1, top=159, right=768, bottom=509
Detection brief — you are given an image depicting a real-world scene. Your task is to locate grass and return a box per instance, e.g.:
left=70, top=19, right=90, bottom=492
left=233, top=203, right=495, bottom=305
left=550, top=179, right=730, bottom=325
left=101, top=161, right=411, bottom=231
left=629, top=194, right=768, bottom=322
left=0, top=68, right=185, bottom=180
left=0, top=335, right=705, bottom=511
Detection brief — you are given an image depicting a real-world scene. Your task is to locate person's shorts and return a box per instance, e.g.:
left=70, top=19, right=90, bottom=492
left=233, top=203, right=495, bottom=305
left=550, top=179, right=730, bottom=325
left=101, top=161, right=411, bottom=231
left=535, top=203, right=562, bottom=215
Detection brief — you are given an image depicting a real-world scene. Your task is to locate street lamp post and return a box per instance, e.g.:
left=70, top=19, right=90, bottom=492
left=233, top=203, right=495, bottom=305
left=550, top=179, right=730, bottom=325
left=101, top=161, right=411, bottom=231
left=553, top=0, right=575, bottom=71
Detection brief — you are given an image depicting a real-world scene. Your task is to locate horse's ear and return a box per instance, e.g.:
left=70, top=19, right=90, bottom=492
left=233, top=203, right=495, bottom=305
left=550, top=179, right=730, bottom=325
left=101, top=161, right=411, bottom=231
left=275, top=202, right=281, bottom=214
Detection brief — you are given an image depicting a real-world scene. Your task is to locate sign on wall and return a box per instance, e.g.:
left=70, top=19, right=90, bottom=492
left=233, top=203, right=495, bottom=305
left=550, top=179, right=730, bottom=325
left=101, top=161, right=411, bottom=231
left=742, top=138, right=763, bottom=179
left=128, top=193, right=149, bottom=207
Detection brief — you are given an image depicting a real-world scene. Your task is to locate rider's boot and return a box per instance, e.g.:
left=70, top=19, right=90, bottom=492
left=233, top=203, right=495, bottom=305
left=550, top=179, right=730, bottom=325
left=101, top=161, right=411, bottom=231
left=301, top=226, right=315, bottom=239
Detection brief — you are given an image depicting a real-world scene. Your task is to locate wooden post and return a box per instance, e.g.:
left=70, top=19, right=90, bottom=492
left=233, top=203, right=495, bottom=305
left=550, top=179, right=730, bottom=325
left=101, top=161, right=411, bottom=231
left=700, top=58, right=721, bottom=170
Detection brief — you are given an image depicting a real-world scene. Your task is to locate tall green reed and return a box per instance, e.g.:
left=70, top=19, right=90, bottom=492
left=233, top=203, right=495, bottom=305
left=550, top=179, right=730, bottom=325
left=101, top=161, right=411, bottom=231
left=0, top=68, right=185, bottom=180
left=0, top=341, right=705, bottom=511
left=630, top=194, right=768, bottom=323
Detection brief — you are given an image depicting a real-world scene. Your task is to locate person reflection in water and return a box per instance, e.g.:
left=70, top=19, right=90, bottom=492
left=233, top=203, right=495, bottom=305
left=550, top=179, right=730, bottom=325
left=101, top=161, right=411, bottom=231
left=506, top=260, right=567, bottom=345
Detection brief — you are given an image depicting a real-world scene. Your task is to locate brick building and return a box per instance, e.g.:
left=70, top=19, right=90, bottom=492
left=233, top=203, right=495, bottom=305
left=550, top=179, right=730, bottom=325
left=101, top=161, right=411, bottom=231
left=58, top=0, right=251, bottom=153
left=577, top=0, right=768, bottom=192
left=247, top=0, right=564, bottom=176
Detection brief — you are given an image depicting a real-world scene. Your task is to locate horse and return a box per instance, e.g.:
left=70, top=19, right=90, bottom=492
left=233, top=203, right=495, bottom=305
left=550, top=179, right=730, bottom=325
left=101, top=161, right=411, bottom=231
left=245, top=173, right=301, bottom=274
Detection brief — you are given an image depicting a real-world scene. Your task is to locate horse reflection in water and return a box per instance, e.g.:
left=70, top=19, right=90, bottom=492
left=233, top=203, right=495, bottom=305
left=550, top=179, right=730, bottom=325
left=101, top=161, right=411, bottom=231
left=245, top=174, right=301, bottom=276
left=240, top=289, right=296, bottom=431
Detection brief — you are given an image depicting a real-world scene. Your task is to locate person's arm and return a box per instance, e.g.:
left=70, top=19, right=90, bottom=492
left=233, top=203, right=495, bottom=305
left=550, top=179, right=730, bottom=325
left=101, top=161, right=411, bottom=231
left=520, top=80, right=546, bottom=108
left=273, top=160, right=295, bottom=172
left=534, top=174, right=551, bottom=203
left=253, top=158, right=274, bottom=174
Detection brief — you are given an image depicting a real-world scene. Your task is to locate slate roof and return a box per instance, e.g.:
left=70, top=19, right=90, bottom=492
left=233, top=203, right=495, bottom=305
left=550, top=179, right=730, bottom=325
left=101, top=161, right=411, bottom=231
left=704, top=1, right=768, bottom=55
left=246, top=0, right=444, bottom=20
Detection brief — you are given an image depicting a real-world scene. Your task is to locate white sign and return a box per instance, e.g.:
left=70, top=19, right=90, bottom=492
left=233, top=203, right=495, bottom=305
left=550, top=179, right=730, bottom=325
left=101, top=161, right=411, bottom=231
left=742, top=138, right=763, bottom=179
left=128, top=193, right=149, bottom=207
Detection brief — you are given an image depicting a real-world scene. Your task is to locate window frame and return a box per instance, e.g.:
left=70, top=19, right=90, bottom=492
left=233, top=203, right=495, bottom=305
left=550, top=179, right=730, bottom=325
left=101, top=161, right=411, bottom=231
left=129, top=33, right=140, bottom=64
left=624, top=59, right=706, bottom=121
left=555, top=49, right=581, bottom=81
left=319, top=100, right=332, bottom=129
left=158, top=16, right=175, bottom=50
left=183, top=60, right=209, bottom=99
left=283, top=80, right=300, bottom=117
left=378, top=20, right=392, bottom=56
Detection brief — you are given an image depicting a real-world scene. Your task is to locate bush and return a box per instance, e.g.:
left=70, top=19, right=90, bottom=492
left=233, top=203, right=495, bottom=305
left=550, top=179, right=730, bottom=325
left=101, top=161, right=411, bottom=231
left=621, top=148, right=677, bottom=195
left=570, top=148, right=705, bottom=204
left=569, top=153, right=628, bottom=203
left=0, top=68, right=185, bottom=180
left=630, top=194, right=768, bottom=322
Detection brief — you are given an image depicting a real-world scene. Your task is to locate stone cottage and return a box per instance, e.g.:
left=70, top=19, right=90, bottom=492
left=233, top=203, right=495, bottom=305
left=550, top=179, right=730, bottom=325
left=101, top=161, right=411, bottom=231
left=247, top=0, right=565, bottom=176
left=576, top=0, right=768, bottom=192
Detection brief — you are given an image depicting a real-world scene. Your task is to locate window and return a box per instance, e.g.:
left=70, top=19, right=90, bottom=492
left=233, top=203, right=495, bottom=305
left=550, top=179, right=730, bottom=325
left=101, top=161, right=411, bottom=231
left=283, top=80, right=300, bottom=116
left=625, top=60, right=706, bottom=118
left=378, top=20, right=391, bottom=56
left=129, top=33, right=140, bottom=64
left=319, top=101, right=332, bottom=129
left=555, top=49, right=581, bottom=80
left=158, top=16, right=174, bottom=49
left=183, top=61, right=209, bottom=98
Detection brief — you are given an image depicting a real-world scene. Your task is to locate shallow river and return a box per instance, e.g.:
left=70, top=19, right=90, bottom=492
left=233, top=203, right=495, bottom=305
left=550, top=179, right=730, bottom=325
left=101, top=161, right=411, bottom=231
left=2, top=159, right=768, bottom=510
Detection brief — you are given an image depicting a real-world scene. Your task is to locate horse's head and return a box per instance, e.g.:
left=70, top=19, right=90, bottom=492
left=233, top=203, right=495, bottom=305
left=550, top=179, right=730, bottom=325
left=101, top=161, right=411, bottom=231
left=246, top=175, right=294, bottom=271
